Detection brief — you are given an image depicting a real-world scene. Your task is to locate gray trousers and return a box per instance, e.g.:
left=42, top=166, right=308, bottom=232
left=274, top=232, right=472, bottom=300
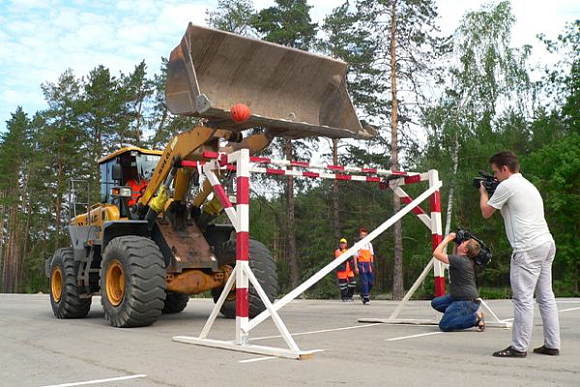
left=510, top=241, right=560, bottom=352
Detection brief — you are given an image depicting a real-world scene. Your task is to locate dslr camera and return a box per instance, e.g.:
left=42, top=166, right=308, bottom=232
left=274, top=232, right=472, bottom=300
left=453, top=229, right=493, bottom=268
left=473, top=170, right=500, bottom=196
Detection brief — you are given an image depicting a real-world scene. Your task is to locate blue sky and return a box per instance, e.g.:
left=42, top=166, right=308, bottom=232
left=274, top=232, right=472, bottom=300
left=0, top=0, right=578, bottom=134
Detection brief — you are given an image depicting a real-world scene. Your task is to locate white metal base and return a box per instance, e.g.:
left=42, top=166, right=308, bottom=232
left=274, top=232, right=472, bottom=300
left=357, top=317, right=512, bottom=329
left=173, top=336, right=321, bottom=360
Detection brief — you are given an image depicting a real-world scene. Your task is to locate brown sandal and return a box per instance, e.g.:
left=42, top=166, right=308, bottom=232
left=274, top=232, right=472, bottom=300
left=493, top=346, right=527, bottom=358
left=533, top=345, right=560, bottom=356
left=475, top=311, right=485, bottom=332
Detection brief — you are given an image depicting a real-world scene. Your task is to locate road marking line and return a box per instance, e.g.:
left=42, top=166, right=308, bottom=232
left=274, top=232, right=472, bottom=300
left=248, top=323, right=380, bottom=342
left=560, top=306, right=580, bottom=313
left=239, top=356, right=277, bottom=363
left=39, top=374, right=147, bottom=387
left=385, top=306, right=579, bottom=342
left=386, top=331, right=443, bottom=342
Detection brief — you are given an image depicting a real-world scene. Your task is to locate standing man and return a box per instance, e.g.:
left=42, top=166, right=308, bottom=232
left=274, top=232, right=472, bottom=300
left=335, top=238, right=356, bottom=302
left=354, top=228, right=374, bottom=305
left=480, top=151, right=560, bottom=358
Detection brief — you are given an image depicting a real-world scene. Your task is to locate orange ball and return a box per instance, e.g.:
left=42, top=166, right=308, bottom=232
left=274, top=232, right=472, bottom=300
left=230, top=103, right=251, bottom=123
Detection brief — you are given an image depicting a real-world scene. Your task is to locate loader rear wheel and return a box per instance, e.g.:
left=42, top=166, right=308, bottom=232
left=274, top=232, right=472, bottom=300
left=211, top=239, right=278, bottom=319
left=100, top=236, right=166, bottom=327
left=162, top=292, right=189, bottom=314
left=49, top=248, right=92, bottom=319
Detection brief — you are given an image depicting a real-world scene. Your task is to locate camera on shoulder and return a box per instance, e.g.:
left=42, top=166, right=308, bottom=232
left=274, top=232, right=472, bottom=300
left=473, top=170, right=500, bottom=196
left=453, top=229, right=493, bottom=268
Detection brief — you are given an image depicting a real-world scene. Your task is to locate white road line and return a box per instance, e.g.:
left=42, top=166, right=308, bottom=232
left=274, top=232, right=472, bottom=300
left=385, top=305, right=580, bottom=342
left=386, top=332, right=443, bottom=342
left=560, top=306, right=580, bottom=313
left=499, top=305, right=580, bottom=322
left=248, top=323, right=380, bottom=342
left=556, top=300, right=580, bottom=303
left=39, top=374, right=147, bottom=387
left=239, top=356, right=277, bottom=363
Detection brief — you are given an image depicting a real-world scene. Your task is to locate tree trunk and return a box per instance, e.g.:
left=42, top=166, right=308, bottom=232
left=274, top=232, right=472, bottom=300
left=21, top=163, right=34, bottom=291
left=135, top=98, right=143, bottom=145
left=444, top=136, right=460, bottom=239
left=285, top=139, right=298, bottom=289
left=390, top=0, right=404, bottom=300
left=332, top=139, right=341, bottom=241
left=0, top=191, right=6, bottom=292
left=55, top=138, right=64, bottom=250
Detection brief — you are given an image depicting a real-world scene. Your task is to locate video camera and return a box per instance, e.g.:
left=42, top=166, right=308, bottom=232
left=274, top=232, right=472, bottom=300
left=453, top=229, right=493, bottom=268
left=473, top=170, right=500, bottom=196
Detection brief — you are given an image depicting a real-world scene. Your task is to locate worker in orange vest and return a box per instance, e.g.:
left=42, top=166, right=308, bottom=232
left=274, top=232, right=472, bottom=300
left=354, top=227, right=374, bottom=305
left=126, top=176, right=148, bottom=207
left=335, top=237, right=356, bottom=302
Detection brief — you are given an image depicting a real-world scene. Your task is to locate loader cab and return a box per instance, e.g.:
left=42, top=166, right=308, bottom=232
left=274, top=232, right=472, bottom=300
left=98, top=147, right=163, bottom=213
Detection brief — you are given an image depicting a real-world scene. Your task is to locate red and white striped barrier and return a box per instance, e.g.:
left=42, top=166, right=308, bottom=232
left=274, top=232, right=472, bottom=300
left=174, top=149, right=446, bottom=359
left=429, top=170, right=445, bottom=297
left=201, top=151, right=422, bottom=178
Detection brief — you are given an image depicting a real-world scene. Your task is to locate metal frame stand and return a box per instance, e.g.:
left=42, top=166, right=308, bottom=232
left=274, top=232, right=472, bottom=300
left=358, top=171, right=511, bottom=329
left=173, top=150, right=509, bottom=361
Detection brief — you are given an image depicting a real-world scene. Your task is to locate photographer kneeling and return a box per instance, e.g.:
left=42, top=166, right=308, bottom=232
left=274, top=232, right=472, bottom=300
left=431, top=232, right=485, bottom=332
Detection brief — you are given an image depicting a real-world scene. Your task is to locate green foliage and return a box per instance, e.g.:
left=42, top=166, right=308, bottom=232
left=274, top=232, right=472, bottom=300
left=251, top=0, right=317, bottom=50
left=207, top=0, right=256, bottom=35
left=0, top=3, right=577, bottom=300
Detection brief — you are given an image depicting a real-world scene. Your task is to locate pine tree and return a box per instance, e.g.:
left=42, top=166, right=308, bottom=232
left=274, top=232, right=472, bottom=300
left=0, top=107, right=32, bottom=292
left=207, top=0, right=256, bottom=35
left=350, top=0, right=448, bottom=299
left=119, top=61, right=154, bottom=147
left=40, top=69, right=84, bottom=250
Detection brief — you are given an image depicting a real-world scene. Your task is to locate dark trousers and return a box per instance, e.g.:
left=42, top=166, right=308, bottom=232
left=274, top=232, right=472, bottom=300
left=338, top=276, right=356, bottom=300
left=431, top=294, right=480, bottom=332
left=358, top=262, right=374, bottom=300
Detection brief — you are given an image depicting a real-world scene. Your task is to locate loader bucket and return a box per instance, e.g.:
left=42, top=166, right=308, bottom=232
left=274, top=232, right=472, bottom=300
left=166, top=24, right=375, bottom=140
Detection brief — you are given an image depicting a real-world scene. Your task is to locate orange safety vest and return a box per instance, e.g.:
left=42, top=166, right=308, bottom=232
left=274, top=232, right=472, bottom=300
left=127, top=179, right=147, bottom=207
left=357, top=242, right=374, bottom=263
left=335, top=248, right=354, bottom=279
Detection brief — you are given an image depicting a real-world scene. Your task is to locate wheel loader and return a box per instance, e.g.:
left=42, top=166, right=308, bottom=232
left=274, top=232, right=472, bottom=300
left=46, top=24, right=374, bottom=327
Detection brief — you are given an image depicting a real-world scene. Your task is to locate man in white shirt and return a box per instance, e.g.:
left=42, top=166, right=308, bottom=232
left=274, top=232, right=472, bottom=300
left=354, top=228, right=375, bottom=305
left=480, top=151, right=560, bottom=358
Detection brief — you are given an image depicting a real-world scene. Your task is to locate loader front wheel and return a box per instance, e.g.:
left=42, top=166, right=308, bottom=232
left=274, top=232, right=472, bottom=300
left=162, top=292, right=189, bottom=314
left=49, top=248, right=92, bottom=319
left=211, top=239, right=278, bottom=319
left=100, top=236, right=166, bottom=327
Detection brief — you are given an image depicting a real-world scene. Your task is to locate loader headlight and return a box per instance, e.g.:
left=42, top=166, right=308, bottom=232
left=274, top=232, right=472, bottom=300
left=112, top=187, right=132, bottom=198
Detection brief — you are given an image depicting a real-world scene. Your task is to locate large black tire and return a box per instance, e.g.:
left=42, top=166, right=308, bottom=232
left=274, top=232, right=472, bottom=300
left=49, top=247, right=92, bottom=318
left=162, top=292, right=189, bottom=314
left=100, top=236, right=166, bottom=327
left=211, top=239, right=278, bottom=319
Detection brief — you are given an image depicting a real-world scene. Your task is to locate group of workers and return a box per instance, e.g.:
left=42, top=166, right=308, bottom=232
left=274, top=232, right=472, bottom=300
left=334, top=228, right=375, bottom=305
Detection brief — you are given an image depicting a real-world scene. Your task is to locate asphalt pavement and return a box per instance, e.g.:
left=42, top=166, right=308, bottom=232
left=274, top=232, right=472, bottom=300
left=1, top=294, right=578, bottom=387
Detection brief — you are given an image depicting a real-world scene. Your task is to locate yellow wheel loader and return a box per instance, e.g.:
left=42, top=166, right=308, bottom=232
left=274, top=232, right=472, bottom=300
left=46, top=24, right=374, bottom=327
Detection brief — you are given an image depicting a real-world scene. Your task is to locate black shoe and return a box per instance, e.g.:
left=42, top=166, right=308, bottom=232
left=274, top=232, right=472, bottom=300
left=362, top=298, right=369, bottom=305
left=533, top=345, right=559, bottom=356
left=492, top=346, right=527, bottom=358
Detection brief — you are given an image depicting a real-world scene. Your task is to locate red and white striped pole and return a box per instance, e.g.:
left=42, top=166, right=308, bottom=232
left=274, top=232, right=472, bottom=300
left=230, top=149, right=251, bottom=344
left=429, top=170, right=445, bottom=297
